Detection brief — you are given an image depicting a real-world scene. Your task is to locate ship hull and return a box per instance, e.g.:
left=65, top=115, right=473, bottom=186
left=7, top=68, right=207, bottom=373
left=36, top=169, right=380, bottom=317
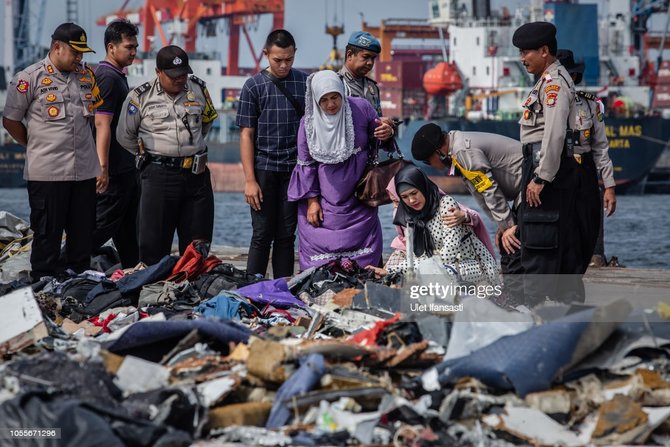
left=397, top=117, right=669, bottom=194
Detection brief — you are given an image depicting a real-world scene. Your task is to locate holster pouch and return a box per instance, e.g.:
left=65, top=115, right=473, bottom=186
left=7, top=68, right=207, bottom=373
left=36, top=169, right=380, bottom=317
left=135, top=153, right=149, bottom=171
left=522, top=209, right=559, bottom=249
left=191, top=152, right=208, bottom=175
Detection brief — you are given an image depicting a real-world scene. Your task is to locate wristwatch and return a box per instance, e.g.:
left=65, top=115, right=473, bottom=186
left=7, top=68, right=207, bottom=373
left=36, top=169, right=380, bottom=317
left=532, top=174, right=548, bottom=185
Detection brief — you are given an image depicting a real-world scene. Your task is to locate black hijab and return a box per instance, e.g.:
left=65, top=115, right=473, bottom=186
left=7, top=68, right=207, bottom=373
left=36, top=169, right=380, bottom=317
left=393, top=164, right=442, bottom=257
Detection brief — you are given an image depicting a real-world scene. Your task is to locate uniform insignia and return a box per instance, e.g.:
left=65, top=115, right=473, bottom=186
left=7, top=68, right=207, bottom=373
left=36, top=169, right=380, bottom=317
left=134, top=82, right=152, bottom=96
left=545, top=92, right=558, bottom=107
left=189, top=75, right=206, bottom=88
left=79, top=76, right=92, bottom=83
left=544, top=84, right=560, bottom=93
left=544, top=73, right=553, bottom=82
left=584, top=129, right=591, bottom=139
left=46, top=93, right=57, bottom=102
left=597, top=112, right=604, bottom=122
left=41, top=78, right=53, bottom=86
left=16, top=80, right=29, bottom=93
left=46, top=65, right=54, bottom=74
left=173, top=56, right=182, bottom=65
left=579, top=109, right=587, bottom=118
left=523, top=97, right=532, bottom=107
left=187, top=91, right=196, bottom=101
left=47, top=106, right=60, bottom=117
left=523, top=109, right=531, bottom=120
left=183, top=101, right=201, bottom=107
left=127, top=100, right=139, bottom=115
left=577, top=91, right=597, bottom=101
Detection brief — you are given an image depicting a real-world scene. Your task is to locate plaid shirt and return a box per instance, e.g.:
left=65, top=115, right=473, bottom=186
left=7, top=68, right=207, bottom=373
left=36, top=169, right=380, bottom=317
left=236, top=69, right=307, bottom=172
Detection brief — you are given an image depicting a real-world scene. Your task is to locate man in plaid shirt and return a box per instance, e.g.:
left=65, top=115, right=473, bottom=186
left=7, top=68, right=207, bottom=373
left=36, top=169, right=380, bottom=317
left=236, top=29, right=307, bottom=278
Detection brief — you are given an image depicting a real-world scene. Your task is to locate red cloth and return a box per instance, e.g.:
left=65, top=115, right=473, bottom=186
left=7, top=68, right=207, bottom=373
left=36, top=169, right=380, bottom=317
left=348, top=313, right=401, bottom=346
left=169, top=241, right=222, bottom=281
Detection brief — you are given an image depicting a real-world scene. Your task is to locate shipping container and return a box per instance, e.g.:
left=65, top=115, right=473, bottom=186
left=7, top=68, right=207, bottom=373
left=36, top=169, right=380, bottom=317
left=376, top=61, right=426, bottom=90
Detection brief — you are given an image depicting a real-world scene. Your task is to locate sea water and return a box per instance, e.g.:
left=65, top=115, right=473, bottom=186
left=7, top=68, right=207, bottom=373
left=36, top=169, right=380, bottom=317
left=0, top=189, right=668, bottom=269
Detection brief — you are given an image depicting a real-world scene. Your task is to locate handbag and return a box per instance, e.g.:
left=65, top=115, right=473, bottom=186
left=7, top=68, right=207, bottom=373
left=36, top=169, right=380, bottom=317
left=355, top=138, right=411, bottom=207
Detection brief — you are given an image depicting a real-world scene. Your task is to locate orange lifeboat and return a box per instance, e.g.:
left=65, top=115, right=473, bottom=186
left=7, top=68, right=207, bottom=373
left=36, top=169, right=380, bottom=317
left=423, top=62, right=463, bottom=95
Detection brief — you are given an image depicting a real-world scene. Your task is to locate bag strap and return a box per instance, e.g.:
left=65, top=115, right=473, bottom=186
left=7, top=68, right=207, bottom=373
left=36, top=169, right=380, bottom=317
left=367, top=136, right=403, bottom=166
left=262, top=69, right=304, bottom=117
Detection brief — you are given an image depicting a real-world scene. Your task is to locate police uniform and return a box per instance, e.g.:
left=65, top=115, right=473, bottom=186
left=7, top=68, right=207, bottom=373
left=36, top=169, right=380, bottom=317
left=338, top=31, right=383, bottom=116
left=2, top=23, right=102, bottom=280
left=514, top=22, right=583, bottom=304
left=116, top=45, right=218, bottom=265
left=558, top=49, right=616, bottom=273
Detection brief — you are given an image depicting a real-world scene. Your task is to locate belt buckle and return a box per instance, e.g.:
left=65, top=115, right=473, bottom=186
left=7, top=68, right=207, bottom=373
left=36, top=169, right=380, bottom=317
left=181, top=157, right=193, bottom=169
left=574, top=154, right=582, bottom=164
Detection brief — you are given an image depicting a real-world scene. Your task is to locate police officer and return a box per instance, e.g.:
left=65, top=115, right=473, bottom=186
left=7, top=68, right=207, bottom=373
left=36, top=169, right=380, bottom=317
left=116, top=45, right=218, bottom=265
left=2, top=23, right=102, bottom=281
left=411, top=123, right=524, bottom=277
left=512, top=22, right=582, bottom=304
left=557, top=49, right=617, bottom=271
left=338, top=31, right=383, bottom=116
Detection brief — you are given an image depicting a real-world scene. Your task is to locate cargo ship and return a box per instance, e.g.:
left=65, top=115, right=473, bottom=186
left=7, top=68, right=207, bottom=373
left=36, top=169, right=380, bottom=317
left=376, top=0, right=670, bottom=194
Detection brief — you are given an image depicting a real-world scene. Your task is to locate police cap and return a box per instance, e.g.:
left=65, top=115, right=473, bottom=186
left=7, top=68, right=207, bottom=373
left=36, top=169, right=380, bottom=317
left=156, top=45, right=193, bottom=78
left=347, top=31, right=381, bottom=54
left=51, top=23, right=95, bottom=53
left=411, top=123, right=444, bottom=161
left=512, top=22, right=557, bottom=53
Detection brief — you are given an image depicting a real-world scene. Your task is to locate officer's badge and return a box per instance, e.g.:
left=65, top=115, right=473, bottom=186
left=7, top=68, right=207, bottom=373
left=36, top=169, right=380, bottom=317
left=187, top=91, right=196, bottom=101
left=173, top=57, right=182, bottom=66
left=523, top=109, right=531, bottom=120
left=46, top=65, right=54, bottom=74
left=46, top=93, right=57, bottom=102
left=127, top=100, right=139, bottom=115
left=47, top=106, right=59, bottom=117
left=584, top=129, right=591, bottom=139
left=16, top=80, right=29, bottom=93
left=80, top=33, right=86, bottom=42
left=545, top=92, right=558, bottom=107
left=79, top=76, right=92, bottom=83
left=41, top=78, right=53, bottom=86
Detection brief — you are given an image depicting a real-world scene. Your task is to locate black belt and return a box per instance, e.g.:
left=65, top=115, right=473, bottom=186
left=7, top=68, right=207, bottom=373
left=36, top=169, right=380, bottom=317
left=148, top=152, right=202, bottom=170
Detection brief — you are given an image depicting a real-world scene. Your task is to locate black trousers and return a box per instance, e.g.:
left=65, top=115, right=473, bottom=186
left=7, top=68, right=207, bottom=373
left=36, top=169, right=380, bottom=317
left=518, top=147, right=583, bottom=304
left=28, top=179, right=96, bottom=280
left=138, top=163, right=214, bottom=266
left=574, top=155, right=600, bottom=274
left=92, top=170, right=139, bottom=268
left=247, top=169, right=297, bottom=278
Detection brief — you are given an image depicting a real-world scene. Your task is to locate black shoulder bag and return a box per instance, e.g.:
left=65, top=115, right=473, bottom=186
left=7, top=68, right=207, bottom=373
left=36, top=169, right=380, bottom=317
left=261, top=69, right=304, bottom=117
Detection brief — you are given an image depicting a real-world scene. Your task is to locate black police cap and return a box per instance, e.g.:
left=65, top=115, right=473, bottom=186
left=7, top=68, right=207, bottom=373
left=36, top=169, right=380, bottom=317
left=156, top=45, right=193, bottom=78
left=411, top=123, right=444, bottom=161
left=556, top=49, right=585, bottom=73
left=512, top=22, right=557, bottom=52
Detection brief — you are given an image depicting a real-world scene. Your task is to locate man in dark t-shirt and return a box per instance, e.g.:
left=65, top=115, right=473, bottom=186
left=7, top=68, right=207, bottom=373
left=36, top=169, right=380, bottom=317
left=92, top=20, right=140, bottom=268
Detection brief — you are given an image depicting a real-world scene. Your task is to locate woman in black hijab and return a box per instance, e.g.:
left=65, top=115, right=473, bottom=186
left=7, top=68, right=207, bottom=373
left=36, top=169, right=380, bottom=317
left=368, top=164, right=499, bottom=285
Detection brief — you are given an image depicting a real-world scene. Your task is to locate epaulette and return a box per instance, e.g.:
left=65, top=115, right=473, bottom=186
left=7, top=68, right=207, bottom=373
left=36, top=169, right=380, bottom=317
left=577, top=91, right=597, bottom=101
left=133, top=82, right=152, bottom=96
left=190, top=75, right=206, bottom=88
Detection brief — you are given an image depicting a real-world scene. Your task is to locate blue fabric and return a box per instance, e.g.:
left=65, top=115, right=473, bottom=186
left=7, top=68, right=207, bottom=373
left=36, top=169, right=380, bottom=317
left=236, top=278, right=305, bottom=308
left=266, top=354, right=325, bottom=428
left=235, top=69, right=307, bottom=172
left=86, top=255, right=178, bottom=304
left=347, top=31, right=381, bottom=53
left=430, top=308, right=601, bottom=397
left=106, top=319, right=250, bottom=362
left=194, top=293, right=255, bottom=320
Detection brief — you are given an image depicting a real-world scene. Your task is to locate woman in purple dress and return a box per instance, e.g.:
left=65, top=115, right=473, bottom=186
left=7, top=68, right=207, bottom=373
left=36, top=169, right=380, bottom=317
left=288, top=70, right=394, bottom=271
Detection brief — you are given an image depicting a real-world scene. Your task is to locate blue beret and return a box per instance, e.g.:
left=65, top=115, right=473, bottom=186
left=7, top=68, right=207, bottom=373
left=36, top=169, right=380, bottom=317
left=347, top=31, right=381, bottom=53
left=512, top=22, right=557, bottom=52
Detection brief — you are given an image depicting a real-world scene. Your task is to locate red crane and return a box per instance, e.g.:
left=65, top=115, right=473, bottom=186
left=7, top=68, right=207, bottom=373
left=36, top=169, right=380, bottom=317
left=97, top=0, right=284, bottom=75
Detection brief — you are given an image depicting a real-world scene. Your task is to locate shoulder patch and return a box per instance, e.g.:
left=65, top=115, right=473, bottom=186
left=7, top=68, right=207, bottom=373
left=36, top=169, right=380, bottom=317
left=127, top=100, right=140, bottom=115
left=133, top=82, right=152, bottom=96
left=16, top=80, right=29, bottom=93
left=545, top=84, right=560, bottom=93
left=577, top=91, right=597, bottom=101
left=190, top=75, right=206, bottom=88
left=545, top=92, right=558, bottom=107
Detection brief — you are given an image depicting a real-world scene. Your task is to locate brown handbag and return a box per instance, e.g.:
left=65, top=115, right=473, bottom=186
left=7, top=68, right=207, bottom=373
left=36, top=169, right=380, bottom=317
left=355, top=138, right=411, bottom=207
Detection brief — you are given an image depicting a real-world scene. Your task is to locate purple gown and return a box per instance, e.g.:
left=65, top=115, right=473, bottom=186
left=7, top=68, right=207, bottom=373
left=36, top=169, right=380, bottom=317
left=288, top=97, right=383, bottom=270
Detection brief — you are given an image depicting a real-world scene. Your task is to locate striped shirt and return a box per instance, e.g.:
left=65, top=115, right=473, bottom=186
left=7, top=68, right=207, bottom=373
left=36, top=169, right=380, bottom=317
left=236, top=69, right=307, bottom=172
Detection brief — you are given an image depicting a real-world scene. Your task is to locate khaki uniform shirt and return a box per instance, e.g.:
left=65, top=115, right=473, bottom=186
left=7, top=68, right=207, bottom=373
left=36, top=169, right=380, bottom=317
left=116, top=76, right=218, bottom=157
left=571, top=92, right=616, bottom=188
left=518, top=60, right=576, bottom=182
left=338, top=65, right=382, bottom=116
left=3, top=55, right=103, bottom=181
left=448, top=131, right=523, bottom=229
